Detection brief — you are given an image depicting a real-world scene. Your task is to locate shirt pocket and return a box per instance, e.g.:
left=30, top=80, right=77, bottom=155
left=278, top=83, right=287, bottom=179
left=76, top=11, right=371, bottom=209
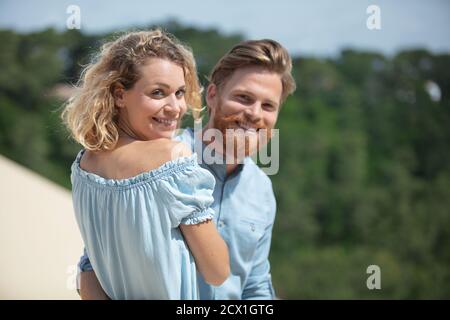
left=236, top=218, right=266, bottom=262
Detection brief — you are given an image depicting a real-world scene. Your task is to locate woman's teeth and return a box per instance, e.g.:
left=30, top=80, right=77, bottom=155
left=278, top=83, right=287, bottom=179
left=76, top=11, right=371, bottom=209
left=153, top=117, right=177, bottom=125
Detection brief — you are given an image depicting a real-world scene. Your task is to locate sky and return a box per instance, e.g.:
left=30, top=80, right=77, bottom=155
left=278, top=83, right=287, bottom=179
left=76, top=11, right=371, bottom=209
left=0, top=0, right=449, bottom=57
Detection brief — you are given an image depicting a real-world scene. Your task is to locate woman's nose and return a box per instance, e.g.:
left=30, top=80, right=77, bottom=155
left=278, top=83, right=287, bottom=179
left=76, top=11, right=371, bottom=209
left=164, top=94, right=181, bottom=114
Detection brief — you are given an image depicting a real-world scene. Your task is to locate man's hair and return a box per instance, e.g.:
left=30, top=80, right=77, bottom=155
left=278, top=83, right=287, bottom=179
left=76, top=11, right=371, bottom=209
left=209, top=39, right=296, bottom=104
left=61, top=29, right=202, bottom=151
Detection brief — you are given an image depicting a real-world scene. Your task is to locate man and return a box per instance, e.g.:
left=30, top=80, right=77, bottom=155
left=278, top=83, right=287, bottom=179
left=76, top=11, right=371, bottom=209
left=78, top=38, right=296, bottom=299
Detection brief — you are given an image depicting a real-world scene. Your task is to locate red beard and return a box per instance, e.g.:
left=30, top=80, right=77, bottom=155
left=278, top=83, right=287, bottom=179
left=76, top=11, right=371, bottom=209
left=211, top=109, right=273, bottom=161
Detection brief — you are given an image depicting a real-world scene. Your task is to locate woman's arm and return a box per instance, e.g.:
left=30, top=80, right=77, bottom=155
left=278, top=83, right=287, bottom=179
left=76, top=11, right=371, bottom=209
left=79, top=270, right=110, bottom=300
left=170, top=141, right=230, bottom=286
left=180, top=220, right=230, bottom=286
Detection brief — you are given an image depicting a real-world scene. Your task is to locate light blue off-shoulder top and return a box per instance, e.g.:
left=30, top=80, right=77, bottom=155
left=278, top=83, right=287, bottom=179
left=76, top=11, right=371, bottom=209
left=70, top=149, right=216, bottom=300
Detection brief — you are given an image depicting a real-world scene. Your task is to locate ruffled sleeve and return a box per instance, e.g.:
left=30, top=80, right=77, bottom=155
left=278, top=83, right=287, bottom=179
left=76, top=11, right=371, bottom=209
left=158, top=155, right=216, bottom=228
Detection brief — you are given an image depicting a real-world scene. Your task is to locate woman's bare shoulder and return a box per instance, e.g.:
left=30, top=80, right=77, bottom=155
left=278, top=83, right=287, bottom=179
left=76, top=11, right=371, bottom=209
left=119, top=139, right=193, bottom=176
left=80, top=139, right=192, bottom=180
left=142, top=138, right=192, bottom=160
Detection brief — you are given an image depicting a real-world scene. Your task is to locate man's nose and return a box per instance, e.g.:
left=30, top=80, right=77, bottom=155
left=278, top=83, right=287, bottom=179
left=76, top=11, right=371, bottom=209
left=245, top=102, right=262, bottom=122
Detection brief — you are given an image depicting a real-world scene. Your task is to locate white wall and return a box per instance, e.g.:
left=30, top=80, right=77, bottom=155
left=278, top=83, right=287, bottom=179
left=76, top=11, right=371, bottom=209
left=0, top=155, right=83, bottom=299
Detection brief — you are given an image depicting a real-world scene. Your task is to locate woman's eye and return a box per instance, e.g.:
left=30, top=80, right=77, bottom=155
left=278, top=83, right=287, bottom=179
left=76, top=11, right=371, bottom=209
left=151, top=89, right=164, bottom=97
left=175, top=89, right=185, bottom=98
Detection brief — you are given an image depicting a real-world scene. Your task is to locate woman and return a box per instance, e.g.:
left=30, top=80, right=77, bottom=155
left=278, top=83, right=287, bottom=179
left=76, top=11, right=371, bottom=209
left=62, top=29, right=229, bottom=299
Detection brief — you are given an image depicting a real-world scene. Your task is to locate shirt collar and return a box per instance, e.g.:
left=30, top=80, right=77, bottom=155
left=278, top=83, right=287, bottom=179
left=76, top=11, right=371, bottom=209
left=189, top=127, right=246, bottom=182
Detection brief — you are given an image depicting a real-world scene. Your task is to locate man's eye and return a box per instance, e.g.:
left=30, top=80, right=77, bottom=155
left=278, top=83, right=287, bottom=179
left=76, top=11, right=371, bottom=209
left=237, top=94, right=250, bottom=102
left=263, top=103, right=275, bottom=111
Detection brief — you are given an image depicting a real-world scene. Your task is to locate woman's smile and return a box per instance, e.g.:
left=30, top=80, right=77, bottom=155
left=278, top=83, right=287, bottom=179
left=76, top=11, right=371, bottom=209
left=151, top=116, right=178, bottom=130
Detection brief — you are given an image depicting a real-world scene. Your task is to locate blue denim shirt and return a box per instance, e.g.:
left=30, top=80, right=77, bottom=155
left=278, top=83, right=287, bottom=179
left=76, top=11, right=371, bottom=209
left=78, top=127, right=276, bottom=299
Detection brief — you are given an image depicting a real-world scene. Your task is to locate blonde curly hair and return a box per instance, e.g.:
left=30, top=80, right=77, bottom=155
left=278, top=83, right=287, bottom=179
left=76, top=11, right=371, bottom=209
left=61, top=29, right=202, bottom=151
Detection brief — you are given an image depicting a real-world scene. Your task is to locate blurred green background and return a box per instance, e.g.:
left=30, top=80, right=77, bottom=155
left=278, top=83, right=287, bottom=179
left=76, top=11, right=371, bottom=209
left=0, top=20, right=449, bottom=299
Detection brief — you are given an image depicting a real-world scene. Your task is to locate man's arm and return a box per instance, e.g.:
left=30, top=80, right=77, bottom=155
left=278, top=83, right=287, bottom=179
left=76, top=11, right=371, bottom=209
left=241, top=188, right=276, bottom=300
left=77, top=249, right=110, bottom=300
left=79, top=270, right=110, bottom=300
left=241, top=223, right=276, bottom=299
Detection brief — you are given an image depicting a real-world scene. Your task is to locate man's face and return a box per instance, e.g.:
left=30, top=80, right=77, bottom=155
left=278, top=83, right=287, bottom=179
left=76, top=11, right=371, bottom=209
left=206, top=66, right=283, bottom=159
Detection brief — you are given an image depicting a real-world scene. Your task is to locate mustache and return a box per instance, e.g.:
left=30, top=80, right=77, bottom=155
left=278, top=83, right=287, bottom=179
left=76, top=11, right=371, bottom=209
left=215, top=113, right=268, bottom=132
left=208, top=109, right=274, bottom=158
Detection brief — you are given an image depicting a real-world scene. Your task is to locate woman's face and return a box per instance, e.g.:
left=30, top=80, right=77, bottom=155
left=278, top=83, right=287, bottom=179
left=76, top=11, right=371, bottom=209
left=115, top=58, right=187, bottom=140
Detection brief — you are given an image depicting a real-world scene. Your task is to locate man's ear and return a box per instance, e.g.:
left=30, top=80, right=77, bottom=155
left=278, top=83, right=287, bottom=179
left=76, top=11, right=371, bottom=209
left=206, top=84, right=217, bottom=115
left=112, top=83, right=126, bottom=108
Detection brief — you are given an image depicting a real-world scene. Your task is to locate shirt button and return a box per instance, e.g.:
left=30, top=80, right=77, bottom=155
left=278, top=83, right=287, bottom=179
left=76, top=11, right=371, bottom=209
left=218, top=220, right=224, bottom=228
left=250, top=223, right=255, bottom=232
